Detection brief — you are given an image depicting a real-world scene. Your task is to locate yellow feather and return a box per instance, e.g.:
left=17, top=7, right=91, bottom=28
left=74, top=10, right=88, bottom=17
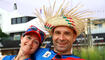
left=55, top=0, right=65, bottom=16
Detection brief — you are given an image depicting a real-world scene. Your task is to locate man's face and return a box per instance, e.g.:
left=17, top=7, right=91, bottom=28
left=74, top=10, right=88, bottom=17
left=21, top=33, right=40, bottom=55
left=52, top=26, right=77, bottom=54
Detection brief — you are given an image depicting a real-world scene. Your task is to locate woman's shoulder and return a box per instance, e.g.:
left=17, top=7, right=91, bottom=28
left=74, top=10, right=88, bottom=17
left=0, top=55, right=6, bottom=60
left=1, top=55, right=16, bottom=60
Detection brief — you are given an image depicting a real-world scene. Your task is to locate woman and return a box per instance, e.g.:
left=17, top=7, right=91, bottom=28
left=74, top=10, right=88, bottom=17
left=1, top=25, right=46, bottom=60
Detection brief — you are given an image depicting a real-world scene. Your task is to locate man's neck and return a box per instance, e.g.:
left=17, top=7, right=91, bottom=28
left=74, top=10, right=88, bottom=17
left=54, top=49, right=72, bottom=55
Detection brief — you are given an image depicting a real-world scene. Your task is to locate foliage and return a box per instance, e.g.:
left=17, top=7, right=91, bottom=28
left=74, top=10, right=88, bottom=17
left=73, top=46, right=105, bottom=60
left=0, top=28, right=9, bottom=37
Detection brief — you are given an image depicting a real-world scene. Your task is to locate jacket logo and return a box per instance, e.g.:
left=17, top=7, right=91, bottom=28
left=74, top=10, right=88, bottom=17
left=43, top=51, right=51, bottom=58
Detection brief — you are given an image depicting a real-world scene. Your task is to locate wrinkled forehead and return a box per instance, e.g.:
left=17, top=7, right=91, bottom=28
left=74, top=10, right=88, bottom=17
left=52, top=25, right=77, bottom=35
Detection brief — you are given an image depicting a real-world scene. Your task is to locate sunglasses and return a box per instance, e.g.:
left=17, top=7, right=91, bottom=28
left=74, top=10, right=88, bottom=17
left=26, top=25, right=45, bottom=42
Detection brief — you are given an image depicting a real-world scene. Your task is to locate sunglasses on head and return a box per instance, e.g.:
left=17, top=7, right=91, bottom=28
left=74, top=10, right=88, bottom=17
left=26, top=25, right=45, bottom=42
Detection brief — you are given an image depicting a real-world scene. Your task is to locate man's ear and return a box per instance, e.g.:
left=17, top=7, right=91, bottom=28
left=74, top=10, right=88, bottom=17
left=73, top=34, right=77, bottom=42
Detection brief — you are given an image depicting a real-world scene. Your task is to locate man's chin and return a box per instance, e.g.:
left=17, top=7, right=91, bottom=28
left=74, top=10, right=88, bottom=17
left=55, top=48, right=67, bottom=52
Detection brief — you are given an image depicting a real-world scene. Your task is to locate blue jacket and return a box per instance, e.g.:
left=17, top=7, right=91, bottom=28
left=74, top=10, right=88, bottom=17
left=33, top=48, right=80, bottom=60
left=2, top=48, right=80, bottom=60
left=2, top=55, right=31, bottom=60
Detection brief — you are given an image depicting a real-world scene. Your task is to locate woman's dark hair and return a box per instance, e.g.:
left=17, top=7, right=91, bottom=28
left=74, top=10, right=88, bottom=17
left=30, top=44, right=41, bottom=60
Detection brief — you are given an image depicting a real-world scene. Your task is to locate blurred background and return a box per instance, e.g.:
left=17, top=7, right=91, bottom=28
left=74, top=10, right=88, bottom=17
left=0, top=0, right=105, bottom=60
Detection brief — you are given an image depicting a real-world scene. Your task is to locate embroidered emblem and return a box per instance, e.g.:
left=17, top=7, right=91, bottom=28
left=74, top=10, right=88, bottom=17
left=43, top=51, right=51, bottom=58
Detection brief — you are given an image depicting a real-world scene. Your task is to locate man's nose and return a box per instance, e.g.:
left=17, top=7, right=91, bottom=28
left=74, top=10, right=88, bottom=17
left=59, top=34, right=65, bottom=40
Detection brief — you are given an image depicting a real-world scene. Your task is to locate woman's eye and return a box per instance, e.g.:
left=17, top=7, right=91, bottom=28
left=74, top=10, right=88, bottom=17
left=27, top=36, right=31, bottom=40
left=34, top=40, right=39, bottom=44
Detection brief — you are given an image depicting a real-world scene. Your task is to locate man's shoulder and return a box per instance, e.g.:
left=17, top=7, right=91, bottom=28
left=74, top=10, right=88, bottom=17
left=63, top=55, right=85, bottom=60
left=69, top=54, right=80, bottom=58
left=62, top=54, right=80, bottom=59
left=33, top=48, right=56, bottom=60
left=36, top=48, right=49, bottom=52
left=35, top=48, right=53, bottom=55
left=38, top=48, right=50, bottom=51
left=1, top=55, right=16, bottom=60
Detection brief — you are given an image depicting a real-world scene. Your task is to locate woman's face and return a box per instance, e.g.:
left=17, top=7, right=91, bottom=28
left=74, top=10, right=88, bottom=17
left=21, top=33, right=40, bottom=55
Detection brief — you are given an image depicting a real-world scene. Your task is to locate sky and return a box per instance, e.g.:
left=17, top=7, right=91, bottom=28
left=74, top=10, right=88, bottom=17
left=0, top=0, right=105, bottom=19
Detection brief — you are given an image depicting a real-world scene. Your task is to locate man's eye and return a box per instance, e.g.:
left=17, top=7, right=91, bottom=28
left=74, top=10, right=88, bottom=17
left=65, top=32, right=71, bottom=35
left=54, top=31, right=60, bottom=35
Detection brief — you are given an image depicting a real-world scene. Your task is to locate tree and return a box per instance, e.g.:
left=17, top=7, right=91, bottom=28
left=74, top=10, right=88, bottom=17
left=0, top=28, right=9, bottom=37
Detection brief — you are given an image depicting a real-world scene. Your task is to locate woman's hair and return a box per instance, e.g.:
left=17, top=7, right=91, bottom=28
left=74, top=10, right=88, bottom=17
left=30, top=44, right=41, bottom=60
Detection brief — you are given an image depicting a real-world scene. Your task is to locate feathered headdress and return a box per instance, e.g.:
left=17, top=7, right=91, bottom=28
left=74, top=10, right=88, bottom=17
left=35, top=0, right=93, bottom=36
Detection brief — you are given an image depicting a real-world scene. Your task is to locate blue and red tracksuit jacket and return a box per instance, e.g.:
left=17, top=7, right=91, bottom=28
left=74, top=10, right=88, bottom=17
left=2, top=55, right=31, bottom=60
left=33, top=48, right=85, bottom=60
left=2, top=48, right=85, bottom=60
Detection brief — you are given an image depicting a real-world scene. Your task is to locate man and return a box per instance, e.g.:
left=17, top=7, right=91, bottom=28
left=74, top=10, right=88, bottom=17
left=33, top=0, right=90, bottom=60
left=52, top=26, right=76, bottom=55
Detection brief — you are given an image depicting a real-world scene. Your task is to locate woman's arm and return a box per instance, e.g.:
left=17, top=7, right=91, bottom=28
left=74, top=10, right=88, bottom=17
left=14, top=50, right=31, bottom=60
